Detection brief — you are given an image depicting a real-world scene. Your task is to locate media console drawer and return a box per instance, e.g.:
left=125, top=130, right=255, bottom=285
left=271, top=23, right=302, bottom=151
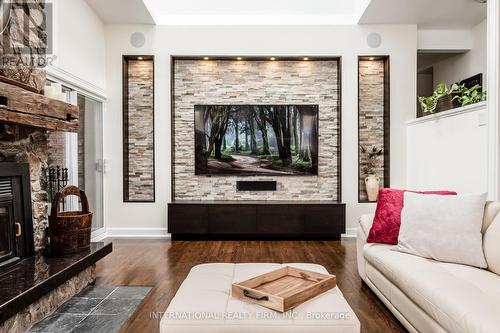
left=168, top=201, right=345, bottom=240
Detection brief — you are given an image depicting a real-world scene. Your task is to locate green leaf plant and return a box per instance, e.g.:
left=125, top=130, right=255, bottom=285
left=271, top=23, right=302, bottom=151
left=418, top=82, right=486, bottom=114
left=452, top=84, right=487, bottom=107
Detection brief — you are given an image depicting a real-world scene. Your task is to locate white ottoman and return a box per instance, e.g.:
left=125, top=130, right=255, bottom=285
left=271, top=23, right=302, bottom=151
left=160, top=263, right=360, bottom=333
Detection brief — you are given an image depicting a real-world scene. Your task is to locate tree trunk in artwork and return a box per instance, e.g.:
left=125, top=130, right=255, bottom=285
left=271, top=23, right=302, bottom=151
left=202, top=105, right=231, bottom=161
left=244, top=120, right=249, bottom=150
left=255, top=107, right=270, bottom=155
left=292, top=107, right=299, bottom=155
left=214, top=141, right=222, bottom=159
left=222, top=136, right=226, bottom=150
left=266, top=106, right=292, bottom=166
left=298, top=106, right=318, bottom=167
left=248, top=113, right=258, bottom=154
left=233, top=116, right=240, bottom=153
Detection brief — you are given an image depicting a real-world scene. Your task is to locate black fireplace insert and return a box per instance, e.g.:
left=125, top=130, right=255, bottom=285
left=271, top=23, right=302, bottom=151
left=0, top=163, right=34, bottom=269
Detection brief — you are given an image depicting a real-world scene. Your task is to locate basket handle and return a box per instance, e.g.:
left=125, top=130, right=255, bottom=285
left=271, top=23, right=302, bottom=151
left=50, top=185, right=90, bottom=217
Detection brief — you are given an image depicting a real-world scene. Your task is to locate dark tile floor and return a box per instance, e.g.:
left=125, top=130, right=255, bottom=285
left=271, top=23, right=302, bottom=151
left=29, top=286, right=151, bottom=333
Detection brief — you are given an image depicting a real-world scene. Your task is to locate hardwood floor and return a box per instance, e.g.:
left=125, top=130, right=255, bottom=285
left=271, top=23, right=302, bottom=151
left=95, top=239, right=407, bottom=333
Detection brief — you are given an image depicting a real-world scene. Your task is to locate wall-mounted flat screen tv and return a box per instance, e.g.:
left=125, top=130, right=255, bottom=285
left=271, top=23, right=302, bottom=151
left=194, top=105, right=319, bottom=176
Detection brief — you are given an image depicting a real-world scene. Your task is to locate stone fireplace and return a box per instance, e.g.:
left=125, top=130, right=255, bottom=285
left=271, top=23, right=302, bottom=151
left=0, top=2, right=112, bottom=331
left=0, top=124, right=49, bottom=251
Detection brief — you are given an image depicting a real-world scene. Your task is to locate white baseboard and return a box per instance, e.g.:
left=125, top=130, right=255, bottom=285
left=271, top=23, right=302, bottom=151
left=341, top=228, right=357, bottom=238
left=101, top=228, right=171, bottom=239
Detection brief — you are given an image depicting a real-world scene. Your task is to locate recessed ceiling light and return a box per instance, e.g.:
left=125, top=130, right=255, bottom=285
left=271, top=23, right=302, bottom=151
left=137, top=56, right=143, bottom=60
left=270, top=57, right=276, bottom=61
left=303, top=57, right=309, bottom=61
left=203, top=57, right=209, bottom=60
left=369, top=57, right=375, bottom=60
left=237, top=57, right=243, bottom=60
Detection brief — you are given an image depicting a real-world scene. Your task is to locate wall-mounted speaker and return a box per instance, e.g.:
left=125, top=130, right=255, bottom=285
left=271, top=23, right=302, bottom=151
left=367, top=32, right=382, bottom=48
left=237, top=181, right=277, bottom=191
left=130, top=32, right=146, bottom=48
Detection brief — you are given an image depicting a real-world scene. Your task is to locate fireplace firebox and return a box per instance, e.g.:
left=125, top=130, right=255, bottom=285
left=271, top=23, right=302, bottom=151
left=0, top=163, right=34, bottom=269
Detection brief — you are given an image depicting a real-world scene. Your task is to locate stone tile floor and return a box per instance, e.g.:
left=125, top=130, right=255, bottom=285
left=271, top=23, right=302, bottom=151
left=29, top=286, right=151, bottom=333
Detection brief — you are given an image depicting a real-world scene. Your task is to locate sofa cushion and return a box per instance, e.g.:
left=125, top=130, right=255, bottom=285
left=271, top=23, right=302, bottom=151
left=364, top=245, right=500, bottom=333
left=397, top=192, right=488, bottom=268
left=367, top=189, right=456, bottom=245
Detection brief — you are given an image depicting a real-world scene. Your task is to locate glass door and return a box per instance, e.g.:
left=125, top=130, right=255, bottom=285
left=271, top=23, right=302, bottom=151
left=76, top=94, right=104, bottom=233
left=46, top=84, right=104, bottom=236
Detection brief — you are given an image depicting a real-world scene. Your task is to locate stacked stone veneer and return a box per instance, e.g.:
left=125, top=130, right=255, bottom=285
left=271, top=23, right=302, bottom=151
left=173, top=60, right=340, bottom=201
left=0, top=125, right=49, bottom=249
left=358, top=60, right=387, bottom=201
left=125, top=60, right=154, bottom=201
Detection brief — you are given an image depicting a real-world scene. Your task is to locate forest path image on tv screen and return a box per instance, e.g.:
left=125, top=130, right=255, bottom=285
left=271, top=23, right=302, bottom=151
left=194, top=105, right=319, bottom=176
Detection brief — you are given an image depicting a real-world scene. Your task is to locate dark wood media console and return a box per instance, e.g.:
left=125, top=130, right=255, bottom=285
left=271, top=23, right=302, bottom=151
left=168, top=201, right=346, bottom=240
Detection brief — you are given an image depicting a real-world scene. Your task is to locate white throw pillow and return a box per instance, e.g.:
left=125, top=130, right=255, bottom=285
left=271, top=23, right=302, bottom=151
left=396, top=192, right=488, bottom=268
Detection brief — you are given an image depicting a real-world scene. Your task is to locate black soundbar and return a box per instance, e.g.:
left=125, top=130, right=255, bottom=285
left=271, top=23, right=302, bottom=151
left=236, top=181, right=277, bottom=191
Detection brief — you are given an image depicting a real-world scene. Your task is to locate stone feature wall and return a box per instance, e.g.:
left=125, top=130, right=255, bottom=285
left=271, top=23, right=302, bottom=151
left=173, top=60, right=340, bottom=201
left=358, top=59, right=387, bottom=201
left=0, top=125, right=48, bottom=249
left=125, top=60, right=155, bottom=201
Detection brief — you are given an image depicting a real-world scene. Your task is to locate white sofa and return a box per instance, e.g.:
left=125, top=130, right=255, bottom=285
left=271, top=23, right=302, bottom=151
left=357, top=201, right=500, bottom=333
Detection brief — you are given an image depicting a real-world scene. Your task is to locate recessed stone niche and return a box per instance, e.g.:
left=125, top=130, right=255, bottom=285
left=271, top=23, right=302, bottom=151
left=172, top=58, right=341, bottom=201
left=358, top=57, right=390, bottom=202
left=123, top=56, right=155, bottom=202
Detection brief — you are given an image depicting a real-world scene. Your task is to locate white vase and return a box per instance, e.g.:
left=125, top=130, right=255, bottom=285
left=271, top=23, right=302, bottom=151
left=364, top=175, right=380, bottom=202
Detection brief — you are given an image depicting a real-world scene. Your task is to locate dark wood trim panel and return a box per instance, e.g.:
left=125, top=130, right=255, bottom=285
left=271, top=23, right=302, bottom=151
left=168, top=201, right=346, bottom=239
left=357, top=56, right=390, bottom=203
left=122, top=55, right=156, bottom=203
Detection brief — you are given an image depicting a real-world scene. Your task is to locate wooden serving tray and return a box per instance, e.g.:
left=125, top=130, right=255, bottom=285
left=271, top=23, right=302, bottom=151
left=232, top=266, right=336, bottom=312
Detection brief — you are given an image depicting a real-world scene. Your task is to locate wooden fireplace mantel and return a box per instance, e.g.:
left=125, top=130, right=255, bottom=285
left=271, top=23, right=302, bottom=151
left=0, top=77, right=79, bottom=132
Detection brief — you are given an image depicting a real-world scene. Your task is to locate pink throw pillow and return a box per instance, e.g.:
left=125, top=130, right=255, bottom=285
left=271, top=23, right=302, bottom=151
left=367, top=188, right=457, bottom=244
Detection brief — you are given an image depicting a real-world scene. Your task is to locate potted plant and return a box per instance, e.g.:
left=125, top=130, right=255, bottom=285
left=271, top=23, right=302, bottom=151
left=452, top=84, right=487, bottom=107
left=360, top=145, right=383, bottom=202
left=418, top=82, right=460, bottom=114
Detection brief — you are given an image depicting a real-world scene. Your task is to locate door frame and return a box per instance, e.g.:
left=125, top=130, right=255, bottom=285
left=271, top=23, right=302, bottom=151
left=46, top=66, right=107, bottom=240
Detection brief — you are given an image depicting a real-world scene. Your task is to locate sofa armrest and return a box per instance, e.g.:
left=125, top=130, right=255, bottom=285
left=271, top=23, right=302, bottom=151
left=359, top=214, right=375, bottom=239
left=357, top=214, right=374, bottom=282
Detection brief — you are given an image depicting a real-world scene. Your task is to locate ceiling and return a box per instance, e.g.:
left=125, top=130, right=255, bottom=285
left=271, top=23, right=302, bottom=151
left=85, top=0, right=487, bottom=28
left=359, top=0, right=487, bottom=29
left=85, top=0, right=155, bottom=24
left=84, top=0, right=370, bottom=25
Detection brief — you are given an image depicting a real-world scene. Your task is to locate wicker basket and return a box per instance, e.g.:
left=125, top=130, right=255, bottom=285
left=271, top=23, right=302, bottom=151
left=49, top=185, right=92, bottom=254
left=436, top=94, right=460, bottom=113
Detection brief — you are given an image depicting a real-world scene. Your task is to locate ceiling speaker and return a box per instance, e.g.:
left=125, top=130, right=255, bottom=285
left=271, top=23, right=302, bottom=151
left=130, top=32, right=146, bottom=48
left=367, top=32, right=382, bottom=49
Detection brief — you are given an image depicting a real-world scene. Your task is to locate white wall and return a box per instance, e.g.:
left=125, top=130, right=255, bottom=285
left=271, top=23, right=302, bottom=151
left=407, top=102, right=488, bottom=194
left=51, top=0, right=106, bottom=90
left=103, top=24, right=417, bottom=235
left=433, top=19, right=487, bottom=87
